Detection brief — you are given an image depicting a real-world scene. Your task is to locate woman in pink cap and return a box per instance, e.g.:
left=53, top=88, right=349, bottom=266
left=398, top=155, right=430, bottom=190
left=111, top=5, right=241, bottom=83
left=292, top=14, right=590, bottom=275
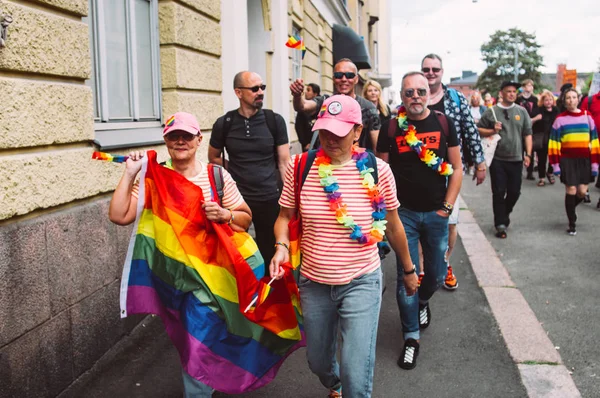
left=109, top=112, right=252, bottom=397
left=270, top=95, right=416, bottom=398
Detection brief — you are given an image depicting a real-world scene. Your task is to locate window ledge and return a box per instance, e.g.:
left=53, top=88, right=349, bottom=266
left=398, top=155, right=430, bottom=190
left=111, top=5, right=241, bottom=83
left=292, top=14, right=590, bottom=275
left=94, top=126, right=164, bottom=151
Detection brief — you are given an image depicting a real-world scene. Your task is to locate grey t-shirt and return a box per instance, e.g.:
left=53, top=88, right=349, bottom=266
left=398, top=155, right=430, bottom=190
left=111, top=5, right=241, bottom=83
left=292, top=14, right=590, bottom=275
left=210, top=110, right=288, bottom=202
left=478, top=104, right=532, bottom=161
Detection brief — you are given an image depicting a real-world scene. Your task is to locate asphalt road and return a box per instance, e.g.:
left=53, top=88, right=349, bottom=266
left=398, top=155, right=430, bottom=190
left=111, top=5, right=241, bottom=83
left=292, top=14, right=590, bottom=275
left=460, top=171, right=600, bottom=398
left=60, top=235, right=528, bottom=398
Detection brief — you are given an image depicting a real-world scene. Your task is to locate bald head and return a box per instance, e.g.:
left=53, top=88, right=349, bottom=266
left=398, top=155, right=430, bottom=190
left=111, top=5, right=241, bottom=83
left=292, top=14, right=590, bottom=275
left=233, top=71, right=263, bottom=89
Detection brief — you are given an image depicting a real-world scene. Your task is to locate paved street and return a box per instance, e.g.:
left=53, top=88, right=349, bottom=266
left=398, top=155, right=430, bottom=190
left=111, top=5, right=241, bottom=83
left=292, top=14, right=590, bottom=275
left=58, top=171, right=599, bottom=398
left=460, top=171, right=600, bottom=398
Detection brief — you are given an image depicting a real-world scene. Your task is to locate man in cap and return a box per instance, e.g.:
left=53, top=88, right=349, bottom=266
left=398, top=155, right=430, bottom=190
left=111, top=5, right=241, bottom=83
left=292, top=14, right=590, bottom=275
left=478, top=81, right=533, bottom=238
left=290, top=58, right=381, bottom=151
left=209, top=71, right=290, bottom=269
left=271, top=95, right=415, bottom=397
left=376, top=72, right=463, bottom=370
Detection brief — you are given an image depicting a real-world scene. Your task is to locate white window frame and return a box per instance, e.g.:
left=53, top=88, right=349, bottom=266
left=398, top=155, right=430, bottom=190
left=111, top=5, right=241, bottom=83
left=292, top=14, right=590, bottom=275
left=291, top=26, right=302, bottom=81
left=88, top=0, right=163, bottom=150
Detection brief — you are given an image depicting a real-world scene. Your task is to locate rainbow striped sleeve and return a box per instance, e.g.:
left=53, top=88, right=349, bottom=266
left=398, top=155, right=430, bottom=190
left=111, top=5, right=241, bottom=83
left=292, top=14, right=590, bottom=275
left=120, top=151, right=304, bottom=394
left=589, top=115, right=600, bottom=164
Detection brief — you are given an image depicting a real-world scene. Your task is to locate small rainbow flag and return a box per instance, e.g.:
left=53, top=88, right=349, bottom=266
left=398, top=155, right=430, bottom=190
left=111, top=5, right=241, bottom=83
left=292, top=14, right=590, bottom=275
left=92, top=151, right=129, bottom=163
left=285, top=35, right=306, bottom=60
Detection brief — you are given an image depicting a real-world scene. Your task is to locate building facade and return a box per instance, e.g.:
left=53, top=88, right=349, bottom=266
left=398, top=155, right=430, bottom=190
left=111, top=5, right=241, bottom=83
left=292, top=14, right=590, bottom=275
left=0, top=1, right=389, bottom=395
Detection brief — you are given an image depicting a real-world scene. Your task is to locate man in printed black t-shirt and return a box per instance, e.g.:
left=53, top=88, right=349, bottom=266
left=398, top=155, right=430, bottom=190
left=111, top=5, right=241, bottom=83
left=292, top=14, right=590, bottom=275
left=377, top=71, right=463, bottom=371
left=209, top=71, right=290, bottom=269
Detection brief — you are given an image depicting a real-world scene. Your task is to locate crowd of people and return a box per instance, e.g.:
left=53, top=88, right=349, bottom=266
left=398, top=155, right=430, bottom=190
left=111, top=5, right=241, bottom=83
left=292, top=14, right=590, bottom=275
left=108, top=54, right=599, bottom=397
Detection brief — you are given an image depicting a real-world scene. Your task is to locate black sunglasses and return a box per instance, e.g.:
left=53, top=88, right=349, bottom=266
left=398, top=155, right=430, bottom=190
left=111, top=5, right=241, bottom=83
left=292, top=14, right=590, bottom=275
left=403, top=88, right=428, bottom=98
left=236, top=84, right=266, bottom=92
left=165, top=132, right=198, bottom=142
left=503, top=109, right=509, bottom=120
left=421, top=67, right=442, bottom=73
left=333, top=72, right=356, bottom=79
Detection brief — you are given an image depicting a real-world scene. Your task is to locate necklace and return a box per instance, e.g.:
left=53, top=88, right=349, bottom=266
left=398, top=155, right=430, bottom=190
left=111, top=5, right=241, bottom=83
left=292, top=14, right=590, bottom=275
left=315, top=146, right=387, bottom=245
left=396, top=107, right=453, bottom=176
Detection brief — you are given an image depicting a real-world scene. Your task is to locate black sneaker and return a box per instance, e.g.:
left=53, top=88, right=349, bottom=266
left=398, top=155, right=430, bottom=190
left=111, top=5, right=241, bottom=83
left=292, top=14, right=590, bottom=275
left=584, top=192, right=591, bottom=203
left=567, top=227, right=577, bottom=236
left=398, top=338, right=420, bottom=370
left=419, top=302, right=431, bottom=329
left=526, top=173, right=535, bottom=180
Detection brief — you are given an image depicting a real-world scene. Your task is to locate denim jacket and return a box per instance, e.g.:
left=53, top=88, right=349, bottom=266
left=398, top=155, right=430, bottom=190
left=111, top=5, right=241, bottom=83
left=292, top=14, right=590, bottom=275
left=442, top=85, right=485, bottom=167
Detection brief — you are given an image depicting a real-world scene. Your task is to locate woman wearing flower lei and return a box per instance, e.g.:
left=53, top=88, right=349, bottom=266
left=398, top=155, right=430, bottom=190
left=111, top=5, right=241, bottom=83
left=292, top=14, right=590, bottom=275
left=270, top=95, right=416, bottom=398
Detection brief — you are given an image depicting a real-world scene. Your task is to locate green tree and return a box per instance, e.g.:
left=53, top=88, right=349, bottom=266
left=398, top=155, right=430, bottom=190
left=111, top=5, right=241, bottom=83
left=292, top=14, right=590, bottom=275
left=476, top=28, right=544, bottom=96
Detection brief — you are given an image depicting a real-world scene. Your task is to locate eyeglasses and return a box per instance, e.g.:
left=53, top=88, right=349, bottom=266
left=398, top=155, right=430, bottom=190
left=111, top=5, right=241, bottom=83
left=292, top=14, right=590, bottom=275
left=421, top=67, right=442, bottom=73
left=503, top=109, right=509, bottom=121
left=333, top=72, right=356, bottom=79
left=403, top=88, right=428, bottom=98
left=236, top=84, right=266, bottom=92
left=165, top=132, right=198, bottom=142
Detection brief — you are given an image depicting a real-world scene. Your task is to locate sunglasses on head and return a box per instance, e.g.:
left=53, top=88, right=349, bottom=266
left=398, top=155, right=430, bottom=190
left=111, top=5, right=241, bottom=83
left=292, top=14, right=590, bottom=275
left=421, top=67, right=442, bottom=73
left=403, top=88, right=428, bottom=98
left=333, top=72, right=356, bottom=79
left=503, top=109, right=510, bottom=121
left=165, top=132, right=198, bottom=142
left=236, top=84, right=266, bottom=92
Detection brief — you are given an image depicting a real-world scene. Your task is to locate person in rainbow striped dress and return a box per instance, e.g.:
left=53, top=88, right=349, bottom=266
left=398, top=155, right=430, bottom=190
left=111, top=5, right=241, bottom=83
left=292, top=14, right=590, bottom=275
left=548, top=88, right=600, bottom=235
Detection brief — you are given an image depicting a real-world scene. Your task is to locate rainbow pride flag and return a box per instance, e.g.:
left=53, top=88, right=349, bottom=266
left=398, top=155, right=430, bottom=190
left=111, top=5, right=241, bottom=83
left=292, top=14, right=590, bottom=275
left=285, top=34, right=306, bottom=60
left=120, top=150, right=304, bottom=393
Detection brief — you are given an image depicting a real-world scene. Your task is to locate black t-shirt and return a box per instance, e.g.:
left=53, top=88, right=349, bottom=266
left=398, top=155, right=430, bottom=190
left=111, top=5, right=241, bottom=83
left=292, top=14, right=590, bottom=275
left=531, top=106, right=559, bottom=135
left=312, top=95, right=381, bottom=150
left=295, top=111, right=314, bottom=148
left=377, top=112, right=459, bottom=212
left=210, top=110, right=288, bottom=202
left=428, top=99, right=445, bottom=113
left=517, top=95, right=538, bottom=117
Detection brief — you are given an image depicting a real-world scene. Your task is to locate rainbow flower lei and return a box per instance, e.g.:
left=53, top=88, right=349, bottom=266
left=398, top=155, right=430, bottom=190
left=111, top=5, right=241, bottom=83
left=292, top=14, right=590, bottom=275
left=315, top=146, right=387, bottom=245
left=396, top=107, right=453, bottom=176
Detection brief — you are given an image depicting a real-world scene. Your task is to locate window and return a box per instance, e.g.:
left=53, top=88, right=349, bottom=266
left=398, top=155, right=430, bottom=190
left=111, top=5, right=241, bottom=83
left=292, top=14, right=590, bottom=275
left=87, top=0, right=163, bottom=149
left=291, top=25, right=302, bottom=81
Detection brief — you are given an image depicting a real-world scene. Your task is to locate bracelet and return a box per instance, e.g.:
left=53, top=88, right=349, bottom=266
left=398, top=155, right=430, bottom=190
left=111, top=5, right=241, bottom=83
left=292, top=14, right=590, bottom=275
left=525, top=153, right=532, bottom=158
left=442, top=201, right=454, bottom=212
left=274, top=242, right=289, bottom=251
left=227, top=209, right=234, bottom=225
left=476, top=167, right=486, bottom=172
left=404, top=265, right=417, bottom=275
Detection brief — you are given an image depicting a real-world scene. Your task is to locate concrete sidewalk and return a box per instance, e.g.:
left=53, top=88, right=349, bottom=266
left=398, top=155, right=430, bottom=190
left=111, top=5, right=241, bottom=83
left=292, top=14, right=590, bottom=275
left=59, top=225, right=533, bottom=398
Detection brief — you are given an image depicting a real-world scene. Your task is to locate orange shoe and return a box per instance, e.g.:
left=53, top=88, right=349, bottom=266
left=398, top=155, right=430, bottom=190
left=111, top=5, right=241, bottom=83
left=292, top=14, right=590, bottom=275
left=443, top=265, right=458, bottom=290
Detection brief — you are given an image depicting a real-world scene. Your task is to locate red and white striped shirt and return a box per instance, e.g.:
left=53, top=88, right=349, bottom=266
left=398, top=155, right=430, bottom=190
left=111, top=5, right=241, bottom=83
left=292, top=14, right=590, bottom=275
left=279, top=155, right=400, bottom=285
left=132, top=162, right=244, bottom=210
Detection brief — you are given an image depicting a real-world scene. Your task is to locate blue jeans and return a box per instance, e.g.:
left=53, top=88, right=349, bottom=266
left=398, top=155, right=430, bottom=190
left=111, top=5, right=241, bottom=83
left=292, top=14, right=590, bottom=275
left=299, top=268, right=382, bottom=398
left=396, top=207, right=449, bottom=341
left=182, top=370, right=214, bottom=397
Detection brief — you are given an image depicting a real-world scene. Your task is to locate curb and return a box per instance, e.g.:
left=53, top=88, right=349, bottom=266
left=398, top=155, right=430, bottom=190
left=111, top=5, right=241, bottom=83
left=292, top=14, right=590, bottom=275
left=457, top=196, right=582, bottom=398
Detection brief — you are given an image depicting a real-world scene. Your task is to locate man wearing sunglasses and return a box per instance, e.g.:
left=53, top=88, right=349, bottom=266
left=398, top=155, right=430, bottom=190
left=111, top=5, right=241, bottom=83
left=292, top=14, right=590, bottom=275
left=290, top=58, right=381, bottom=151
left=421, top=53, right=487, bottom=291
left=477, top=81, right=533, bottom=239
left=376, top=72, right=463, bottom=370
left=209, top=71, right=290, bottom=270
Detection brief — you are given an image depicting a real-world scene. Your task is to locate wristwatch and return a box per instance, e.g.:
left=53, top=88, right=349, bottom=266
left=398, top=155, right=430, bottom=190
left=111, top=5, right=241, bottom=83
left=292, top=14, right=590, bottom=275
left=404, top=265, right=417, bottom=275
left=441, top=201, right=454, bottom=215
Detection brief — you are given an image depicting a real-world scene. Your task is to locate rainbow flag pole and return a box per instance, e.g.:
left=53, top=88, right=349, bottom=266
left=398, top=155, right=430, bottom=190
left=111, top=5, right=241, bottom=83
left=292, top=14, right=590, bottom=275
left=244, top=276, right=276, bottom=313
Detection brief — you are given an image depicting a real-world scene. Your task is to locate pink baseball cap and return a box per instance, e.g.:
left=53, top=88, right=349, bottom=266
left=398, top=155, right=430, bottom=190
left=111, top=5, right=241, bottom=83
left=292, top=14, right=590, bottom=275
left=312, top=95, right=362, bottom=137
left=163, top=112, right=201, bottom=136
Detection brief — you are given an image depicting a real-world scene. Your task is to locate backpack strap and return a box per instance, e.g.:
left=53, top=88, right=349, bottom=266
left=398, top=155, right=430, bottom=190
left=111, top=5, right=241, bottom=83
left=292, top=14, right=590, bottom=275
left=264, top=109, right=280, bottom=167
left=448, top=88, right=461, bottom=109
left=589, top=94, right=594, bottom=109
left=387, top=117, right=397, bottom=139
left=433, top=110, right=450, bottom=138
left=300, top=150, right=318, bottom=189
left=207, top=163, right=225, bottom=205
left=365, top=151, right=379, bottom=184
left=220, top=110, right=238, bottom=167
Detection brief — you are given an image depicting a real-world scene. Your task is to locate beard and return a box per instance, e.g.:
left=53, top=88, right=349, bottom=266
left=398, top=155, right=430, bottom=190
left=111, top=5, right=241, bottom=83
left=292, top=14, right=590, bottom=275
left=252, top=96, right=264, bottom=110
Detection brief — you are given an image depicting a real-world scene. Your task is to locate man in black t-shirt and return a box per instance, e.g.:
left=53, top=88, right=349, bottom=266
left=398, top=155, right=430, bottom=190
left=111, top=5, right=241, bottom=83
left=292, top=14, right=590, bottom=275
left=290, top=59, right=381, bottom=151
left=376, top=71, right=462, bottom=371
left=209, top=71, right=290, bottom=269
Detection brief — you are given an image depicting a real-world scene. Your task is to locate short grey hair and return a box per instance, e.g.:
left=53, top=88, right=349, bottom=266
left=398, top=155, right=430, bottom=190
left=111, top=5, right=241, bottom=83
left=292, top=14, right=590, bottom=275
left=334, top=58, right=358, bottom=73
left=421, top=53, right=443, bottom=68
left=401, top=71, right=427, bottom=90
